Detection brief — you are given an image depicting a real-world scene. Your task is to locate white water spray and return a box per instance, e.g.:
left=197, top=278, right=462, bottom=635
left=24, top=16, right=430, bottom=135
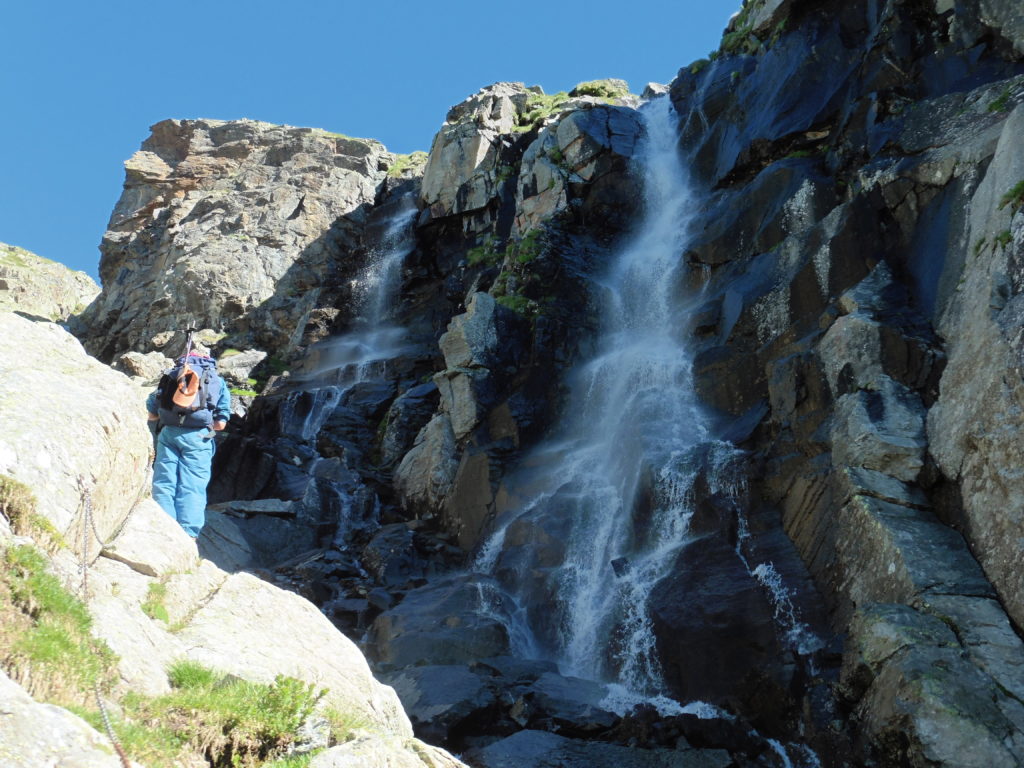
left=302, top=195, right=418, bottom=384
left=479, top=97, right=729, bottom=698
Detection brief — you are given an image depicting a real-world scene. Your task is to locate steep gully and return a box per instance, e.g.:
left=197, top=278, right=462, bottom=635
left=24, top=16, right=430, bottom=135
left=226, top=97, right=834, bottom=767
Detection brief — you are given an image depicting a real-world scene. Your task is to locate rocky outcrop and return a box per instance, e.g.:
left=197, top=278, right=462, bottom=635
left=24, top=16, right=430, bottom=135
left=0, top=669, right=139, bottom=768
left=0, top=242, right=98, bottom=324
left=81, top=118, right=394, bottom=362
left=926, top=104, right=1024, bottom=629
left=0, top=313, right=151, bottom=542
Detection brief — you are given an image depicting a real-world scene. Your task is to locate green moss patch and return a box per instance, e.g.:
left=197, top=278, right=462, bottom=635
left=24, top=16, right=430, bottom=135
left=141, top=582, right=169, bottom=624
left=387, top=151, right=428, bottom=178
left=0, top=543, right=118, bottom=708
left=571, top=79, right=631, bottom=100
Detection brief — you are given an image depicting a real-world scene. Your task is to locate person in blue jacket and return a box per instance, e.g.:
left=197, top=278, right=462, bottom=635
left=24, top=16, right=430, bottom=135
left=146, top=344, right=231, bottom=538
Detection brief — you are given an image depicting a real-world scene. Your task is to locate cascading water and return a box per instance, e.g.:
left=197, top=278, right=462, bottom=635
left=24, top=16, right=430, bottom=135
left=478, top=96, right=736, bottom=701
left=299, top=194, right=418, bottom=386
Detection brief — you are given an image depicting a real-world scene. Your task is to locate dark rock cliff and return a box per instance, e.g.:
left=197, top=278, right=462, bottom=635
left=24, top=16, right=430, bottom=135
left=79, top=5, right=1024, bottom=766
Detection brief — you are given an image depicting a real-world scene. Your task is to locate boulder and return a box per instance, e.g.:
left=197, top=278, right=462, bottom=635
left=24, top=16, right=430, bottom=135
left=830, top=495, right=995, bottom=628
left=82, top=119, right=391, bottom=361
left=382, top=664, right=498, bottom=745
left=515, top=106, right=643, bottom=235
left=439, top=292, right=521, bottom=373
left=520, top=672, right=619, bottom=735
left=648, top=534, right=787, bottom=712
left=368, top=575, right=513, bottom=667
left=843, top=603, right=1024, bottom=768
left=0, top=669, right=140, bottom=768
left=112, top=350, right=171, bottom=384
left=420, top=83, right=530, bottom=219
left=0, top=242, right=99, bottom=323
left=197, top=504, right=316, bottom=572
left=100, top=497, right=200, bottom=577
left=310, top=734, right=468, bottom=768
left=216, top=348, right=268, bottom=387
left=361, top=524, right=427, bottom=588
left=0, top=313, right=151, bottom=545
left=465, top=729, right=732, bottom=768
left=380, top=382, right=440, bottom=466
left=394, top=414, right=459, bottom=518
left=830, top=376, right=927, bottom=483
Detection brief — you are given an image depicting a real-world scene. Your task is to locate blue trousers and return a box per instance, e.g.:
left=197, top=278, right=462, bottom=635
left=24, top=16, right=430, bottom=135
left=152, top=426, right=215, bottom=538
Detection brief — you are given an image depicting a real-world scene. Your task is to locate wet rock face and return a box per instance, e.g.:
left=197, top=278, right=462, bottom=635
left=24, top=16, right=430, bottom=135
left=82, top=118, right=392, bottom=362
left=673, top=0, right=1024, bottom=762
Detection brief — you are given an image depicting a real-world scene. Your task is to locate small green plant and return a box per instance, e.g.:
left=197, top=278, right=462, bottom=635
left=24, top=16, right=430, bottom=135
left=496, top=294, right=533, bottom=314
left=995, top=230, right=1013, bottom=249
left=989, top=86, right=1012, bottom=113
left=785, top=148, right=816, bottom=160
left=109, top=661, right=334, bottom=767
left=974, top=237, right=988, bottom=255
left=689, top=58, right=710, bottom=75
left=386, top=151, right=428, bottom=178
left=466, top=236, right=503, bottom=267
left=769, top=17, right=788, bottom=46
left=167, top=659, right=219, bottom=688
left=515, top=91, right=571, bottom=133
left=998, top=179, right=1024, bottom=214
left=508, top=229, right=544, bottom=265
left=141, top=582, right=170, bottom=624
left=220, top=348, right=242, bottom=358
left=230, top=387, right=261, bottom=398
left=716, top=0, right=777, bottom=57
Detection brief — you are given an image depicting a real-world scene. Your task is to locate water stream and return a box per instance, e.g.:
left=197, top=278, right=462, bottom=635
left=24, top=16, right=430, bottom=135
left=298, top=194, right=418, bottom=386
left=477, top=97, right=736, bottom=700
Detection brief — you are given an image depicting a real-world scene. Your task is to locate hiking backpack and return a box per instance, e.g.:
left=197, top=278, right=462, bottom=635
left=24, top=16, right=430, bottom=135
left=156, top=354, right=222, bottom=428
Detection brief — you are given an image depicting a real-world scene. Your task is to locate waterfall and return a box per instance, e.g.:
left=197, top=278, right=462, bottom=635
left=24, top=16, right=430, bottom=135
left=479, top=97, right=734, bottom=698
left=301, top=194, right=418, bottom=385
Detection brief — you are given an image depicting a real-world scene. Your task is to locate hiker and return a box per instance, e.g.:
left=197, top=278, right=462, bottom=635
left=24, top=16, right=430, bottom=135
left=146, top=340, right=231, bottom=539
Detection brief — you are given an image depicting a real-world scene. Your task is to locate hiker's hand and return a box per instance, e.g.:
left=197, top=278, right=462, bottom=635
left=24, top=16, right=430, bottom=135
left=213, top=420, right=227, bottom=431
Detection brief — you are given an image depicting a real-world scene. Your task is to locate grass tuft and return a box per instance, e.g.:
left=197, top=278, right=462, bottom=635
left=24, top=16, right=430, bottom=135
left=0, top=543, right=119, bottom=708
left=570, top=79, right=631, bottom=99
left=998, top=179, right=1024, bottom=214
left=988, top=86, right=1012, bottom=113
left=141, top=582, right=170, bottom=624
left=386, top=151, right=428, bottom=178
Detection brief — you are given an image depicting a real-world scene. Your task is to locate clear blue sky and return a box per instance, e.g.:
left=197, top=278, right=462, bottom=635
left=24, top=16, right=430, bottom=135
left=2, top=0, right=739, bottom=280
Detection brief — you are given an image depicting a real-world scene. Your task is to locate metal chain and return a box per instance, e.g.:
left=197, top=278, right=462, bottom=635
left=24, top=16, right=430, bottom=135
left=75, top=478, right=131, bottom=768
